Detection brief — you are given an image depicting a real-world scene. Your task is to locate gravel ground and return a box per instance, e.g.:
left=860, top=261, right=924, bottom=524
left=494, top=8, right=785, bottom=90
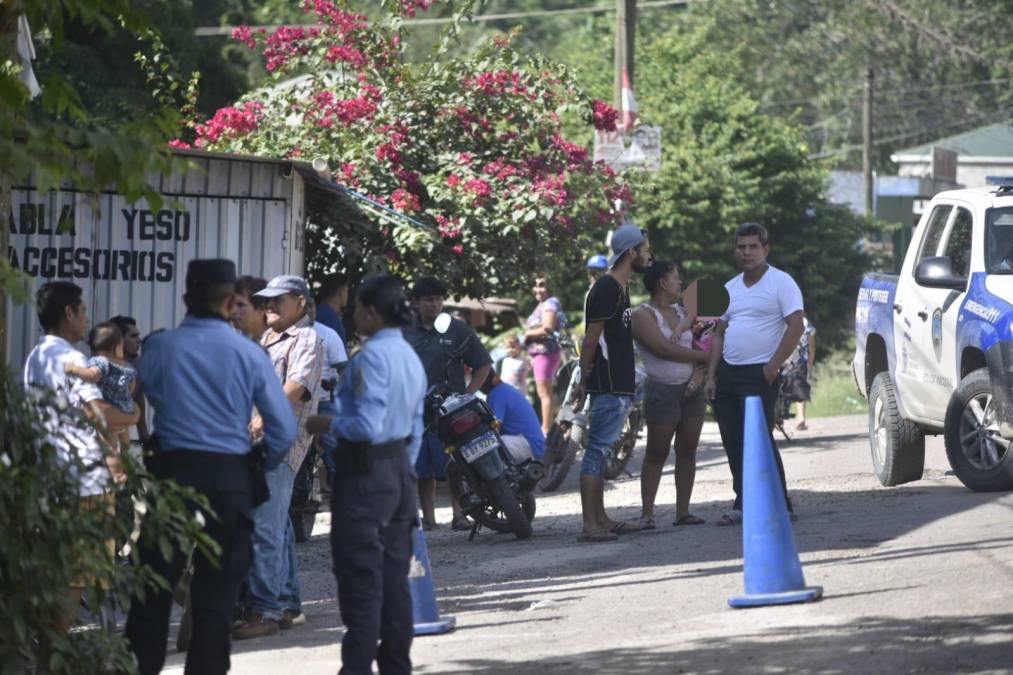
left=162, top=415, right=1013, bottom=674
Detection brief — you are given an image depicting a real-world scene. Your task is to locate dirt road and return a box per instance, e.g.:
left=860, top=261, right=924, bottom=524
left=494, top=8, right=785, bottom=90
left=164, top=415, right=1013, bottom=674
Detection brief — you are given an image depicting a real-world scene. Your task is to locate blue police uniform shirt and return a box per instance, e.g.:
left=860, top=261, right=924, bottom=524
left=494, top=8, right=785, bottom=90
left=487, top=382, right=545, bottom=459
left=140, top=315, right=297, bottom=468
left=329, top=327, right=426, bottom=463
left=316, top=303, right=347, bottom=345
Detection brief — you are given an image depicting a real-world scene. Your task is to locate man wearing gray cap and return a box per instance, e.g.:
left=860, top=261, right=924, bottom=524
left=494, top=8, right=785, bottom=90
left=234, top=275, right=324, bottom=639
left=572, top=223, right=652, bottom=542
left=125, top=259, right=297, bottom=675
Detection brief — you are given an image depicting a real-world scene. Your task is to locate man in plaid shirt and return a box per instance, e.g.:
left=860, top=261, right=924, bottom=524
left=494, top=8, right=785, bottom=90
left=234, top=275, right=324, bottom=640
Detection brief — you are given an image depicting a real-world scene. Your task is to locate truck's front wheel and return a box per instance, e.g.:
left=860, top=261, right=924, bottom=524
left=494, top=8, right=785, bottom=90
left=869, top=372, right=925, bottom=486
left=944, top=368, right=1013, bottom=491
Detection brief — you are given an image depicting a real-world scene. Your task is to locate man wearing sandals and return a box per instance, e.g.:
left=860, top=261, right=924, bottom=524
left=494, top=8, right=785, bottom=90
left=572, top=223, right=652, bottom=542
left=704, top=223, right=805, bottom=526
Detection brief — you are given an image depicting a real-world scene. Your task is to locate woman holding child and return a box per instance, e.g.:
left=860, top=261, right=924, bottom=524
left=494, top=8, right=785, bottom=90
left=631, top=260, right=709, bottom=529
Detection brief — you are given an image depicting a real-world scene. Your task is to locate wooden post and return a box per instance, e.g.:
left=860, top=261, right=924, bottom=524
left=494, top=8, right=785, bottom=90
left=863, top=67, right=875, bottom=217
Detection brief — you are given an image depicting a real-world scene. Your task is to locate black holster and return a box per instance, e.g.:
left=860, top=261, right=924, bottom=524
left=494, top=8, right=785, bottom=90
left=247, top=441, right=271, bottom=507
left=339, top=440, right=372, bottom=475
left=142, top=433, right=165, bottom=478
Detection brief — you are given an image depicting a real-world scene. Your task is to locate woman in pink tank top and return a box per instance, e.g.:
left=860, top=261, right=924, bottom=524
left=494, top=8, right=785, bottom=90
left=631, top=261, right=710, bottom=529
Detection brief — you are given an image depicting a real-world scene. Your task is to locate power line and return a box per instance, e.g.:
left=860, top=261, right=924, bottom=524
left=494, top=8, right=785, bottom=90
left=194, top=0, right=695, bottom=37
left=809, top=107, right=1013, bottom=160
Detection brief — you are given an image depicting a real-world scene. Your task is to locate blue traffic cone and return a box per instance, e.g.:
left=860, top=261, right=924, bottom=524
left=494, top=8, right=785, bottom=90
left=728, top=396, right=823, bottom=608
left=409, top=526, right=456, bottom=635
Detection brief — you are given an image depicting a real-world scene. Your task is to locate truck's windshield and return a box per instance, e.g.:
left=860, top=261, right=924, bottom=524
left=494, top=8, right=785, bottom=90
left=987, top=207, right=1013, bottom=274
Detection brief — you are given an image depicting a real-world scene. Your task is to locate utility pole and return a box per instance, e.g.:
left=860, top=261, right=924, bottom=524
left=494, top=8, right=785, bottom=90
left=614, top=0, right=636, bottom=114
left=863, top=67, right=874, bottom=217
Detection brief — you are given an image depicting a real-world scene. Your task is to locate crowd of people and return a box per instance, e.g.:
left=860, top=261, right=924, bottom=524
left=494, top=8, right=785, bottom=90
left=20, top=218, right=814, bottom=673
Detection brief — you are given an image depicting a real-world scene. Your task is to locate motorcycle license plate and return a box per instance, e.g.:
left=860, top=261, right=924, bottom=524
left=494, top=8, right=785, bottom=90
left=460, top=433, right=498, bottom=464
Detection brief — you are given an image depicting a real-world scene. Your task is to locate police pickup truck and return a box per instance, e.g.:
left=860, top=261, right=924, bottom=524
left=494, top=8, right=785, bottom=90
left=853, top=177, right=1013, bottom=491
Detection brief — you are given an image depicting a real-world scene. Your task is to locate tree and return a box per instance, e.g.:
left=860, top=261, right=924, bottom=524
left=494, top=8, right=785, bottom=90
left=673, top=0, right=1013, bottom=167
left=0, top=0, right=192, bottom=364
left=632, top=24, right=879, bottom=348
left=1, top=4, right=218, bottom=672
left=186, top=0, right=631, bottom=298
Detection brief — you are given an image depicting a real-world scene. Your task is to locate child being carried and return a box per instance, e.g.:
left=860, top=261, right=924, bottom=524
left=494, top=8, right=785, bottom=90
left=65, top=322, right=138, bottom=451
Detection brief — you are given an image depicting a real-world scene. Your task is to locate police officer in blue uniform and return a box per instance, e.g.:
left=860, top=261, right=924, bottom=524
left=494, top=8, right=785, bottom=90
left=125, top=259, right=297, bottom=675
left=306, top=275, right=426, bottom=675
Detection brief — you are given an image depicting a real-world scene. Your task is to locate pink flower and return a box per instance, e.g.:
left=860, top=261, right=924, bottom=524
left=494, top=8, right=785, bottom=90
left=195, top=101, right=264, bottom=146
left=463, top=178, right=492, bottom=198
left=591, top=99, right=619, bottom=132
left=397, top=0, right=432, bottom=18
left=168, top=139, right=191, bottom=149
left=262, top=25, right=320, bottom=73
left=436, top=215, right=462, bottom=239
left=551, top=134, right=588, bottom=168
left=232, top=25, right=256, bottom=49
left=391, top=188, right=421, bottom=213
left=447, top=174, right=461, bottom=188
left=452, top=244, right=464, bottom=255
left=375, top=142, right=402, bottom=165
left=325, top=44, right=369, bottom=69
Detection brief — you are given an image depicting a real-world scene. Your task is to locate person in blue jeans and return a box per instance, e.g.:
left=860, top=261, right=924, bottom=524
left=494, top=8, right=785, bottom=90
left=234, top=275, right=324, bottom=640
left=571, top=224, right=652, bottom=542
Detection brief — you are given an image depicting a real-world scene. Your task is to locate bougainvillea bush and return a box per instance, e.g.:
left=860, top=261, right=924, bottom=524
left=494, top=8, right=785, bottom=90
left=180, top=0, right=630, bottom=296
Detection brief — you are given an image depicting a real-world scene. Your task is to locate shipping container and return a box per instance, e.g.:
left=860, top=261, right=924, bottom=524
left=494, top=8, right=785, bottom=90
left=6, top=149, right=311, bottom=368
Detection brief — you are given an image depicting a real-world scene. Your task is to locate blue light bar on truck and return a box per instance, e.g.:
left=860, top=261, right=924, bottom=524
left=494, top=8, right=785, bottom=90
left=986, top=176, right=1013, bottom=187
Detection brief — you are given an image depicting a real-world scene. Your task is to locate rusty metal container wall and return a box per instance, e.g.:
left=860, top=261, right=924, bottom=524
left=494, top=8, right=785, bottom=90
left=6, top=153, right=305, bottom=369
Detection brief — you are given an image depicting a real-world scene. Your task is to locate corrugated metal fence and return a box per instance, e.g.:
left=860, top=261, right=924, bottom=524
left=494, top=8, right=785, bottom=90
left=7, top=153, right=305, bottom=368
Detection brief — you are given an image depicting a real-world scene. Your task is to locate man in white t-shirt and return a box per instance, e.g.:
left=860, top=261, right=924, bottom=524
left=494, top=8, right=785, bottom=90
left=703, top=223, right=805, bottom=526
left=22, top=281, right=139, bottom=649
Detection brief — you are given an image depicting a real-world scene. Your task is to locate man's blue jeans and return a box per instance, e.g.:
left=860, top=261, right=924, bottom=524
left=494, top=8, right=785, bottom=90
left=580, top=393, right=634, bottom=477
left=247, top=462, right=301, bottom=620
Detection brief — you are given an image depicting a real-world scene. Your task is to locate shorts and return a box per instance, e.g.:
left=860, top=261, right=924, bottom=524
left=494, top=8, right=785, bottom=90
left=531, top=351, right=562, bottom=382
left=414, top=431, right=449, bottom=480
left=72, top=492, right=117, bottom=589
left=580, top=393, right=633, bottom=477
left=642, top=379, right=707, bottom=425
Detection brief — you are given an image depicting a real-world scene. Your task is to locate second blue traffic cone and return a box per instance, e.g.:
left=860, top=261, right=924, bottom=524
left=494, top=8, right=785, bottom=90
left=409, top=526, right=456, bottom=635
left=728, top=396, right=822, bottom=608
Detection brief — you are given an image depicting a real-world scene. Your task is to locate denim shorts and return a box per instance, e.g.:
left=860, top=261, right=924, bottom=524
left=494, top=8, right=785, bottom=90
left=414, top=431, right=449, bottom=480
left=581, top=393, right=634, bottom=477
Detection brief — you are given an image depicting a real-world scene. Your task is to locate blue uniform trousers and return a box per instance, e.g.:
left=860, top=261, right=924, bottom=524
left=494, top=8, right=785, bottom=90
left=330, top=453, right=417, bottom=675
left=126, top=452, right=253, bottom=675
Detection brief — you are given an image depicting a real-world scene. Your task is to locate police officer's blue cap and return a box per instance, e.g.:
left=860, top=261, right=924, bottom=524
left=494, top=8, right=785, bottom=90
left=255, top=274, right=311, bottom=299
left=586, top=254, right=608, bottom=270
left=607, top=223, right=647, bottom=268
left=185, top=258, right=237, bottom=291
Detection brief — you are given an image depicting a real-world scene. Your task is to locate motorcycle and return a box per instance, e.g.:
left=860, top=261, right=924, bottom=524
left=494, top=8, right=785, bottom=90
left=429, top=313, right=541, bottom=540
left=538, top=333, right=587, bottom=491
left=539, top=332, right=646, bottom=491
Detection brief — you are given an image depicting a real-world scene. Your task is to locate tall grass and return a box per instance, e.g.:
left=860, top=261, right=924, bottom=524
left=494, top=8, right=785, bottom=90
left=805, top=349, right=867, bottom=418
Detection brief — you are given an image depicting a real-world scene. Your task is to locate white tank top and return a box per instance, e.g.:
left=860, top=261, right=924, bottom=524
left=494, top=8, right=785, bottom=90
left=635, top=303, right=695, bottom=385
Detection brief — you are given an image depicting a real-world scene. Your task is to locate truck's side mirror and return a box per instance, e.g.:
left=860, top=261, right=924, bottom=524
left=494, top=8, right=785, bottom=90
left=914, top=256, right=967, bottom=290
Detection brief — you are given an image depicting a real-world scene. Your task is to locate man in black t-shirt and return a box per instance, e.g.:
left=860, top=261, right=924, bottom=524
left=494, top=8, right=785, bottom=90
left=572, top=224, right=652, bottom=542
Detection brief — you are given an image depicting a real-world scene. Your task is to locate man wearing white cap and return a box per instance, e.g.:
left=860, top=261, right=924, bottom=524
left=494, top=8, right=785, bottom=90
left=234, top=275, right=324, bottom=639
left=572, top=224, right=652, bottom=542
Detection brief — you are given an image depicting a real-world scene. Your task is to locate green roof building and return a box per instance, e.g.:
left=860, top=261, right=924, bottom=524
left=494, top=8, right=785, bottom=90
left=890, top=122, right=1013, bottom=188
